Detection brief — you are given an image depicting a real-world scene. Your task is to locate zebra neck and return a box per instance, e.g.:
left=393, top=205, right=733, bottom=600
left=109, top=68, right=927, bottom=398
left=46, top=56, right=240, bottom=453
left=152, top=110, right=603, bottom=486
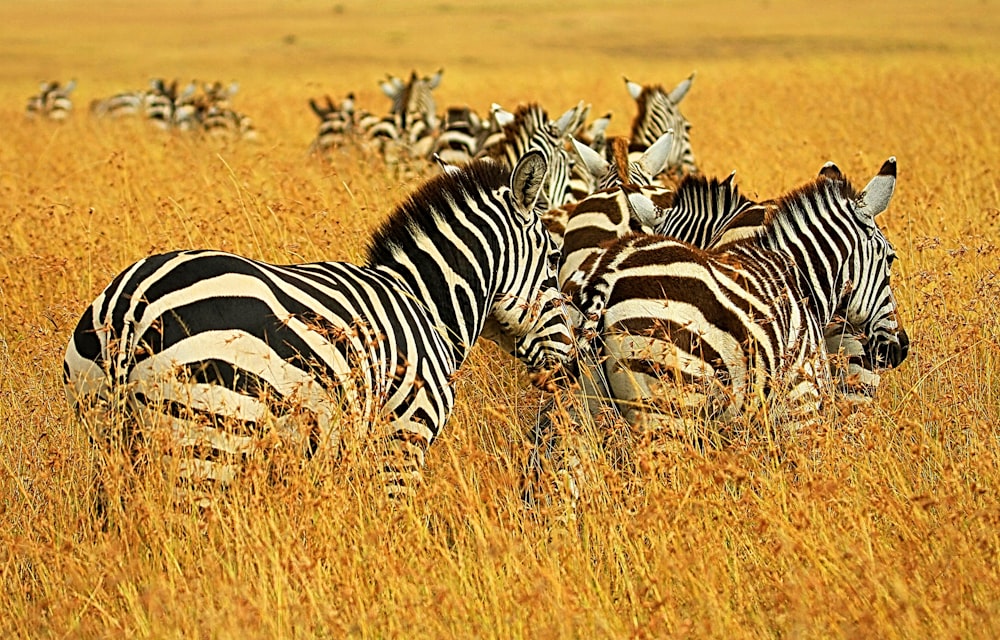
left=759, top=213, right=851, bottom=327
left=373, top=251, right=495, bottom=367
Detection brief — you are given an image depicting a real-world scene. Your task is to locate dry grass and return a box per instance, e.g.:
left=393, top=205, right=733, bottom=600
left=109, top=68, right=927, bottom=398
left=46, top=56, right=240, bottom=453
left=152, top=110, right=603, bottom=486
left=2, top=0, right=999, bottom=637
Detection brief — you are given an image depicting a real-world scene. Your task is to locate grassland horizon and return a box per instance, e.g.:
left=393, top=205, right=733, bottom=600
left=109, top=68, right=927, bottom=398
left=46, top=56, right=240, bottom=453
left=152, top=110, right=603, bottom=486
left=2, top=1, right=999, bottom=637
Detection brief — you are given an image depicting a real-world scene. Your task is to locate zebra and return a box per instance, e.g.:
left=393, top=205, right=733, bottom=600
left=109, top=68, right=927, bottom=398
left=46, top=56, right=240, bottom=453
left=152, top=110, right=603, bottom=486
left=544, top=132, right=676, bottom=250
left=26, top=80, right=76, bottom=120
left=429, top=105, right=487, bottom=165
left=563, top=157, right=908, bottom=445
left=359, top=69, right=444, bottom=163
left=475, top=102, right=586, bottom=212
left=625, top=73, right=698, bottom=182
left=140, top=79, right=194, bottom=131
left=63, top=151, right=576, bottom=501
left=89, top=78, right=190, bottom=128
left=309, top=93, right=358, bottom=154
left=560, top=160, right=906, bottom=399
left=166, top=80, right=257, bottom=140
left=523, top=159, right=909, bottom=505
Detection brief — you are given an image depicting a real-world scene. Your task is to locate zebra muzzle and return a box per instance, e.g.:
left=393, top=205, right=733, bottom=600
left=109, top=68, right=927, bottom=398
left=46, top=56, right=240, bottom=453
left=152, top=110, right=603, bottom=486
left=871, top=328, right=910, bottom=370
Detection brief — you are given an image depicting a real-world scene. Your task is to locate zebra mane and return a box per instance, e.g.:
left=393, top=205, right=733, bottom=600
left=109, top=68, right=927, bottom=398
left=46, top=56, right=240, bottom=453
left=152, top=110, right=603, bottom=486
left=365, top=159, right=510, bottom=267
left=674, top=172, right=750, bottom=209
left=606, top=137, right=632, bottom=185
left=726, top=173, right=861, bottom=248
left=768, top=173, right=860, bottom=223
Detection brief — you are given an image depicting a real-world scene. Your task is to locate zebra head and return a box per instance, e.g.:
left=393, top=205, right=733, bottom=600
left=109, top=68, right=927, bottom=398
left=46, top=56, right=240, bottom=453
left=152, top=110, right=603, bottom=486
left=480, top=103, right=579, bottom=210
left=835, top=157, right=909, bottom=370
left=571, top=130, right=674, bottom=192
left=380, top=68, right=443, bottom=138
left=625, top=73, right=697, bottom=178
left=485, top=151, right=577, bottom=385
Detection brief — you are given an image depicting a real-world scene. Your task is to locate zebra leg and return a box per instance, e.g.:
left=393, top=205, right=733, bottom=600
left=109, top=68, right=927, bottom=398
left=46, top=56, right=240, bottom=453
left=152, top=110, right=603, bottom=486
left=64, top=361, right=145, bottom=524
left=521, top=388, right=594, bottom=510
left=379, top=423, right=431, bottom=500
left=603, top=333, right=721, bottom=449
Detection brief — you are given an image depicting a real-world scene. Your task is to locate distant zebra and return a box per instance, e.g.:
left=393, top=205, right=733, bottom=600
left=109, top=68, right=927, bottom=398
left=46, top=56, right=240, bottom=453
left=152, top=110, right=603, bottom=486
left=26, top=80, right=76, bottom=120
left=309, top=93, right=357, bottom=154
left=175, top=81, right=256, bottom=141
left=198, top=104, right=258, bottom=141
left=429, top=105, right=487, bottom=165
left=360, top=69, right=444, bottom=162
left=140, top=79, right=193, bottom=131
left=64, top=152, right=576, bottom=499
left=625, top=73, right=698, bottom=182
left=475, top=102, right=585, bottom=211
left=564, top=158, right=908, bottom=442
left=90, top=78, right=189, bottom=128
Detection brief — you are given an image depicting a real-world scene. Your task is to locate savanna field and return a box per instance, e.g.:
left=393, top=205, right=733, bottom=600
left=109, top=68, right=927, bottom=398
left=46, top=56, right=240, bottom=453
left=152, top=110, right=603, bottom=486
left=2, top=0, right=999, bottom=636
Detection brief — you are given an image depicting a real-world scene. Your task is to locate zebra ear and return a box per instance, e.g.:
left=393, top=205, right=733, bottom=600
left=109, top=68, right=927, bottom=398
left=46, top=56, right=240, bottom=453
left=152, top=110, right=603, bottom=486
left=511, top=150, right=548, bottom=218
left=587, top=112, right=612, bottom=138
left=819, top=161, right=844, bottom=181
left=554, top=102, right=586, bottom=138
left=432, top=153, right=461, bottom=175
left=855, top=157, right=897, bottom=227
left=668, top=72, right=695, bottom=104
left=572, top=138, right=609, bottom=179
left=627, top=191, right=666, bottom=231
left=624, top=77, right=643, bottom=100
left=427, top=68, right=444, bottom=90
left=636, top=129, right=674, bottom=178
left=491, top=103, right=515, bottom=127
left=380, top=75, right=404, bottom=98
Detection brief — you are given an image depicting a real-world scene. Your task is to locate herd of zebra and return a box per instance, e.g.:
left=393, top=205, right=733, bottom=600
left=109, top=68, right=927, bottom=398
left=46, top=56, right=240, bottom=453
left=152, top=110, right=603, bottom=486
left=26, top=78, right=257, bottom=140
left=59, top=67, right=909, bottom=506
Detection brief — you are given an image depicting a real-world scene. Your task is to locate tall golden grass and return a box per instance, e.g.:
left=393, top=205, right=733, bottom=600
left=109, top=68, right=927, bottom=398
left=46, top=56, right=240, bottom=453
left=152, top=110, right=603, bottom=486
left=2, top=0, right=999, bottom=636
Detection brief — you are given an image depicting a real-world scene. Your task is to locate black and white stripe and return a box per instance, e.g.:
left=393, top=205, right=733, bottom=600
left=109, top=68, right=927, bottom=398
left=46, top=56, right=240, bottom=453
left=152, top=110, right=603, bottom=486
left=475, top=102, right=584, bottom=212
left=545, top=132, right=675, bottom=254
left=625, top=73, right=698, bottom=182
left=308, top=93, right=358, bottom=154
left=565, top=158, right=907, bottom=442
left=429, top=105, right=487, bottom=165
left=26, top=80, right=76, bottom=120
left=358, top=69, right=444, bottom=162
left=64, top=152, right=575, bottom=498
